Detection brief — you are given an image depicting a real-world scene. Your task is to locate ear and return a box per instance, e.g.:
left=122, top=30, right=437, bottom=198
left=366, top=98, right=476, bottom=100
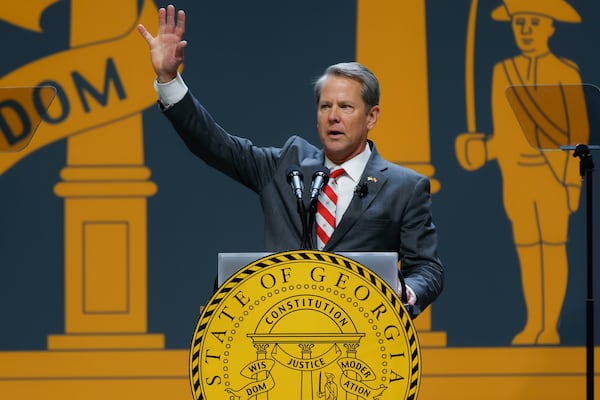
left=366, top=105, right=380, bottom=130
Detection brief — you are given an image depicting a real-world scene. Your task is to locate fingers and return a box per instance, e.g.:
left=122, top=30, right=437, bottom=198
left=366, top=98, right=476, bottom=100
left=140, top=5, right=186, bottom=53
left=174, top=40, right=188, bottom=60
left=396, top=279, right=417, bottom=306
left=159, top=5, right=185, bottom=36
left=405, top=286, right=417, bottom=306
left=175, top=9, right=186, bottom=37
left=166, top=5, right=175, bottom=29
left=157, top=6, right=166, bottom=34
left=175, top=10, right=185, bottom=37
left=137, top=24, right=153, bottom=45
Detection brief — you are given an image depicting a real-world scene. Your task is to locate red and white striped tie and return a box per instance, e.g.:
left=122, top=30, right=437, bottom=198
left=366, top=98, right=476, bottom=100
left=316, top=168, right=345, bottom=250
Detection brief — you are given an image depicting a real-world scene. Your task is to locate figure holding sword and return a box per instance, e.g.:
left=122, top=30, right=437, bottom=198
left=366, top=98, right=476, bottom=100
left=318, top=372, right=338, bottom=400
left=455, top=0, right=589, bottom=345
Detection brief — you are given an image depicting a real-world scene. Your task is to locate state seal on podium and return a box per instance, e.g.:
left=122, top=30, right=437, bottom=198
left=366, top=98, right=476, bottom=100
left=190, top=250, right=421, bottom=400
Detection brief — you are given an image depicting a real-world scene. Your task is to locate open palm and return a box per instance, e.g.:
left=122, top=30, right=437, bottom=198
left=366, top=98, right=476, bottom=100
left=138, top=4, right=187, bottom=83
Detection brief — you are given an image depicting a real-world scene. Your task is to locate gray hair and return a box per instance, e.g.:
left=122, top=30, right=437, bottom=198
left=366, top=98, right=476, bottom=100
left=313, top=62, right=380, bottom=111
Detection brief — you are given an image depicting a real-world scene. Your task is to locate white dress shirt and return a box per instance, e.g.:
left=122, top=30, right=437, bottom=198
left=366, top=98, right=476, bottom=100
left=323, top=145, right=371, bottom=224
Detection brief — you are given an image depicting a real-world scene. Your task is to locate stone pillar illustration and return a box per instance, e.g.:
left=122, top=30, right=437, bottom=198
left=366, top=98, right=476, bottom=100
left=356, top=0, right=438, bottom=192
left=356, top=0, right=446, bottom=346
left=48, top=0, right=162, bottom=349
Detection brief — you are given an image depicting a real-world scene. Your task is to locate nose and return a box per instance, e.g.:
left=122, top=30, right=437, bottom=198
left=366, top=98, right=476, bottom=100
left=520, top=21, right=532, bottom=35
left=328, top=106, right=341, bottom=123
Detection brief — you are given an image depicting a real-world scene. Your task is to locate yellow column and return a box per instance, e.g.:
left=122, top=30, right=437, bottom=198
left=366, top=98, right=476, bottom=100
left=255, top=343, right=270, bottom=400
left=47, top=0, right=162, bottom=350
left=356, top=0, right=439, bottom=193
left=49, top=116, right=161, bottom=349
left=357, top=0, right=445, bottom=346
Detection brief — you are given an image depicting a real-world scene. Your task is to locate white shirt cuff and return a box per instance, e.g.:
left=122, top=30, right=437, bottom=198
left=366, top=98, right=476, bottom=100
left=154, top=73, right=188, bottom=107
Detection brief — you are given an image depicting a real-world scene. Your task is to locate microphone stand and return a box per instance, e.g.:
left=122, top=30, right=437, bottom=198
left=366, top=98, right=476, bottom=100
left=298, top=198, right=310, bottom=250
left=304, top=197, right=318, bottom=250
left=304, top=168, right=330, bottom=250
left=571, top=144, right=596, bottom=400
left=286, top=167, right=309, bottom=249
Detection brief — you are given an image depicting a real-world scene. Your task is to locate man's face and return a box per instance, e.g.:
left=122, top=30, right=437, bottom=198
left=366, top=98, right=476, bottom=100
left=317, top=75, right=380, bottom=165
left=511, top=13, right=555, bottom=54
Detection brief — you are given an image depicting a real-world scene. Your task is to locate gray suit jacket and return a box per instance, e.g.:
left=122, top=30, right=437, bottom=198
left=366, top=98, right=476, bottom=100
left=163, top=91, right=444, bottom=313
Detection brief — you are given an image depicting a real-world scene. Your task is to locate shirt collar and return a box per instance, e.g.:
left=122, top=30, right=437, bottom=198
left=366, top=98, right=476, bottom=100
left=324, top=142, right=371, bottom=183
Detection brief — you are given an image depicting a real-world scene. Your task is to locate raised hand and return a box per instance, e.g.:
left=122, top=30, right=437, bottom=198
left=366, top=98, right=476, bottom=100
left=138, top=4, right=187, bottom=83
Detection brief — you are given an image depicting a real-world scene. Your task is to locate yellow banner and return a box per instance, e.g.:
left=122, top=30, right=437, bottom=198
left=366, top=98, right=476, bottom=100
left=0, top=0, right=158, bottom=173
left=272, top=343, right=342, bottom=371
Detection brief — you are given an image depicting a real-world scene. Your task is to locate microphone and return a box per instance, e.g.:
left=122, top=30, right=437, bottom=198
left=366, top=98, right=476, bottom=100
left=354, top=182, right=369, bottom=198
left=287, top=165, right=309, bottom=249
left=286, top=166, right=304, bottom=200
left=305, top=166, right=330, bottom=250
left=309, top=167, right=330, bottom=201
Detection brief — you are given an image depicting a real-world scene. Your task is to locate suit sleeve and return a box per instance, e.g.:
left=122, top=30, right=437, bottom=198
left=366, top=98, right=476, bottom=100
left=162, top=91, right=280, bottom=192
left=400, top=176, right=444, bottom=314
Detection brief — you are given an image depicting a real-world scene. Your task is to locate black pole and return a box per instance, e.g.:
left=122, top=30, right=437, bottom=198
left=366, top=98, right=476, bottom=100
left=584, top=151, right=594, bottom=400
left=298, top=198, right=310, bottom=250
left=306, top=199, right=318, bottom=250
left=573, top=144, right=595, bottom=400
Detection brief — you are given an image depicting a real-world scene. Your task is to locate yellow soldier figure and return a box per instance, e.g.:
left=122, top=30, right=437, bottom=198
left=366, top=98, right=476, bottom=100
left=456, top=0, right=589, bottom=345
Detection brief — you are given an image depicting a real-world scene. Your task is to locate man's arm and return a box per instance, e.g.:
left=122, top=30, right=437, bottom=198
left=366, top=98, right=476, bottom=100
left=400, top=175, right=444, bottom=313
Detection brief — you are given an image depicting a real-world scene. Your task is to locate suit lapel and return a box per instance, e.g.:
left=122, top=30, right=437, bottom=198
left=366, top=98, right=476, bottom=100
left=324, top=144, right=388, bottom=250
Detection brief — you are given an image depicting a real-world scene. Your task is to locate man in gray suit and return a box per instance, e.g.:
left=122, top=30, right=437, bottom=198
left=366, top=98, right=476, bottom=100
left=138, top=5, right=443, bottom=315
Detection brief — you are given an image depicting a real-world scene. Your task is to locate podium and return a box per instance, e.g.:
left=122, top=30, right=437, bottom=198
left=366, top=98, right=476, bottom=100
left=218, top=250, right=417, bottom=316
left=191, top=250, right=422, bottom=400
left=218, top=251, right=399, bottom=289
